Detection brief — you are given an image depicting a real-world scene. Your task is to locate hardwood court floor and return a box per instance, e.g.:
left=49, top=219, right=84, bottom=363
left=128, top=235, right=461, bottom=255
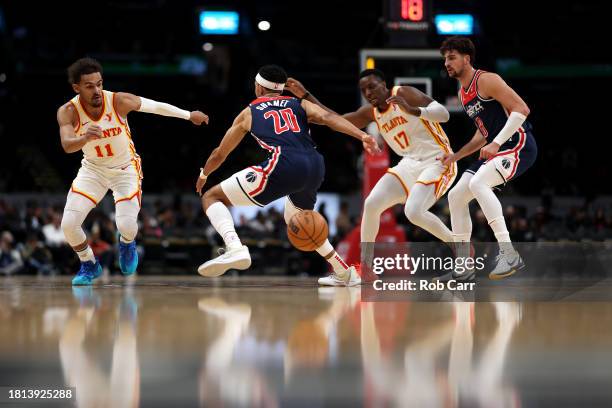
left=1, top=275, right=611, bottom=407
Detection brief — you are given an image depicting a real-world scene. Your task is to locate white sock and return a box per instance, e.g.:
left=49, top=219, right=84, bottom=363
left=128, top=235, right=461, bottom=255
left=206, top=202, right=241, bottom=248
left=76, top=246, right=95, bottom=263
left=490, top=217, right=515, bottom=254
left=317, top=240, right=349, bottom=276
left=452, top=233, right=472, bottom=260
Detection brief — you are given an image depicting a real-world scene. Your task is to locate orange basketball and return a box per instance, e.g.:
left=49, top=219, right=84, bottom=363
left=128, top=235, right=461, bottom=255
left=287, top=210, right=328, bottom=251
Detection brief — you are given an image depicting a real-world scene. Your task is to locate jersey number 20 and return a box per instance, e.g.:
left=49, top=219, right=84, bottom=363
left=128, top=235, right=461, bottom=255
left=264, top=108, right=301, bottom=135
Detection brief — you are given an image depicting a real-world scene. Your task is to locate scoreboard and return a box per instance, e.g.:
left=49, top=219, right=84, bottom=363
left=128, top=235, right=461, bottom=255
left=384, top=0, right=432, bottom=46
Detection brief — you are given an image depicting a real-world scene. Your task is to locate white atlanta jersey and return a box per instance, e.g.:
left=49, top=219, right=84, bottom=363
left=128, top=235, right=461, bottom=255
left=69, top=90, right=142, bottom=173
left=373, top=86, right=452, bottom=160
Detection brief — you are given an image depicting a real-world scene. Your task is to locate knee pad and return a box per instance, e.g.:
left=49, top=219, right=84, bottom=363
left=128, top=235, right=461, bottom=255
left=116, top=215, right=138, bottom=242
left=116, top=201, right=140, bottom=242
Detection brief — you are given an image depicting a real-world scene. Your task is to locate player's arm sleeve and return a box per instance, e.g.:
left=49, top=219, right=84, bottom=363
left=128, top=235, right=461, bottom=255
left=138, top=97, right=191, bottom=120
left=419, top=101, right=450, bottom=123
left=478, top=73, right=530, bottom=145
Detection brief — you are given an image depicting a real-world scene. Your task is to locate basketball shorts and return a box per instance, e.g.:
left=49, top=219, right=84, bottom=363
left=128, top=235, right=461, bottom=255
left=66, top=159, right=142, bottom=209
left=386, top=156, right=457, bottom=199
left=466, top=130, right=537, bottom=181
left=221, top=148, right=325, bottom=210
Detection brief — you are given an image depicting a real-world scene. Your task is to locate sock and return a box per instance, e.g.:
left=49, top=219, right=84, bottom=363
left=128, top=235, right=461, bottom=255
left=452, top=233, right=471, bottom=259
left=206, top=202, right=241, bottom=248
left=489, top=217, right=515, bottom=254
left=76, top=246, right=95, bottom=263
left=317, top=240, right=349, bottom=277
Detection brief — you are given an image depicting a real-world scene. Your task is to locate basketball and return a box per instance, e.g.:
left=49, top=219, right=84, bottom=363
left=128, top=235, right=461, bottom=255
left=287, top=210, right=328, bottom=251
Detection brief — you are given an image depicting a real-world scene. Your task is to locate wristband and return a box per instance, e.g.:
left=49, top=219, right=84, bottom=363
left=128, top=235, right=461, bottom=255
left=199, top=168, right=208, bottom=179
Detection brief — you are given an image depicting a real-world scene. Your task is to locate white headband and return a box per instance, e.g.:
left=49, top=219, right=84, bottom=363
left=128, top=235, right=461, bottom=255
left=255, top=73, right=285, bottom=91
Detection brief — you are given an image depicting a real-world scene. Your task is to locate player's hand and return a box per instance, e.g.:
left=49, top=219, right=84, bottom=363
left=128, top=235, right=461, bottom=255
left=195, top=168, right=207, bottom=196
left=362, top=134, right=380, bottom=155
left=190, top=111, right=209, bottom=126
left=285, top=78, right=308, bottom=98
left=479, top=142, right=500, bottom=160
left=437, top=152, right=458, bottom=166
left=385, top=95, right=420, bottom=116
left=83, top=124, right=102, bottom=142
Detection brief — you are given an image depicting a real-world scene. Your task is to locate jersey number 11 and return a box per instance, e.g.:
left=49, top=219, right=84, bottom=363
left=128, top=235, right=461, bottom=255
left=94, top=144, right=114, bottom=157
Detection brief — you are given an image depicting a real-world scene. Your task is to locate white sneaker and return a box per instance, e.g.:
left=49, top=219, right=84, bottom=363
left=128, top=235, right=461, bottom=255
left=198, top=245, right=251, bottom=277
left=318, top=266, right=362, bottom=287
left=488, top=250, right=524, bottom=280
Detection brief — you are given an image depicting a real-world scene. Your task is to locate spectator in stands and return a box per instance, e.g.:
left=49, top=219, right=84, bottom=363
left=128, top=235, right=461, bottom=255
left=21, top=232, right=54, bottom=275
left=42, top=209, right=65, bottom=247
left=0, top=231, right=23, bottom=275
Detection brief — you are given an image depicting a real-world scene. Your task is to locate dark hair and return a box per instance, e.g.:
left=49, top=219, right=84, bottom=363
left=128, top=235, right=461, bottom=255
left=258, top=64, right=287, bottom=89
left=439, top=36, right=476, bottom=64
left=67, top=57, right=103, bottom=84
left=359, top=69, right=385, bottom=82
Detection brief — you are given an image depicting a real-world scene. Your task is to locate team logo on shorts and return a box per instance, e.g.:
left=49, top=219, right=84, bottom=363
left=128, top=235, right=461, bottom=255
left=246, top=171, right=257, bottom=183
left=501, top=158, right=511, bottom=170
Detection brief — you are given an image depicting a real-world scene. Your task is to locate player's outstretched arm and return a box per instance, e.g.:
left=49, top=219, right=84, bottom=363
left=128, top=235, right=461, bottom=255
left=301, top=100, right=380, bottom=155
left=387, top=87, right=450, bottom=123
left=478, top=73, right=530, bottom=159
left=286, top=78, right=373, bottom=129
left=57, top=104, right=102, bottom=153
left=438, top=129, right=486, bottom=166
left=114, top=92, right=209, bottom=125
left=196, top=108, right=251, bottom=195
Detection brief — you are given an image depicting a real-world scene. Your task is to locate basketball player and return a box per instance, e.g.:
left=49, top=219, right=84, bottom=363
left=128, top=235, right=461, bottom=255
left=195, top=65, right=378, bottom=285
left=435, top=37, right=537, bottom=281
left=286, top=70, right=457, bottom=285
left=58, top=58, right=208, bottom=285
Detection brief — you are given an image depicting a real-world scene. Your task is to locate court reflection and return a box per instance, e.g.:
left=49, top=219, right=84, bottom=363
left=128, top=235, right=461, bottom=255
left=60, top=286, right=140, bottom=408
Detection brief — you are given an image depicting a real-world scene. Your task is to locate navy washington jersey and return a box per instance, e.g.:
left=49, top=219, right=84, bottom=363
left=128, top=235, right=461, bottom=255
left=230, top=95, right=324, bottom=209
left=460, top=70, right=537, bottom=181
left=249, top=96, right=316, bottom=152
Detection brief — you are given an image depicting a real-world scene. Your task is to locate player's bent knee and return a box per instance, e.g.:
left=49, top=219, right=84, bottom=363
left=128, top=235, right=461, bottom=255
left=363, top=195, right=382, bottom=215
left=61, top=211, right=86, bottom=246
left=116, top=216, right=138, bottom=242
left=404, top=205, right=422, bottom=225
left=468, top=176, right=484, bottom=196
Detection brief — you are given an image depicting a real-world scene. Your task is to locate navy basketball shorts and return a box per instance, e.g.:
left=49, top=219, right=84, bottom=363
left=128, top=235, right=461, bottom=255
left=221, top=147, right=325, bottom=209
left=465, top=130, right=537, bottom=182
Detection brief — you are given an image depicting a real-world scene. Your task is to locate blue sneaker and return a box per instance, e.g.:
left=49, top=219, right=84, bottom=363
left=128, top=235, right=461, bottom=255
left=72, top=260, right=103, bottom=286
left=119, top=240, right=139, bottom=276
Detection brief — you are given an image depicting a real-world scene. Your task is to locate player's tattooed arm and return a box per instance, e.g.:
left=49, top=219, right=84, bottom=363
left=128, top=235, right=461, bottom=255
left=301, top=100, right=380, bottom=155
left=438, top=129, right=486, bottom=166
left=114, top=92, right=209, bottom=125
left=57, top=103, right=102, bottom=153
